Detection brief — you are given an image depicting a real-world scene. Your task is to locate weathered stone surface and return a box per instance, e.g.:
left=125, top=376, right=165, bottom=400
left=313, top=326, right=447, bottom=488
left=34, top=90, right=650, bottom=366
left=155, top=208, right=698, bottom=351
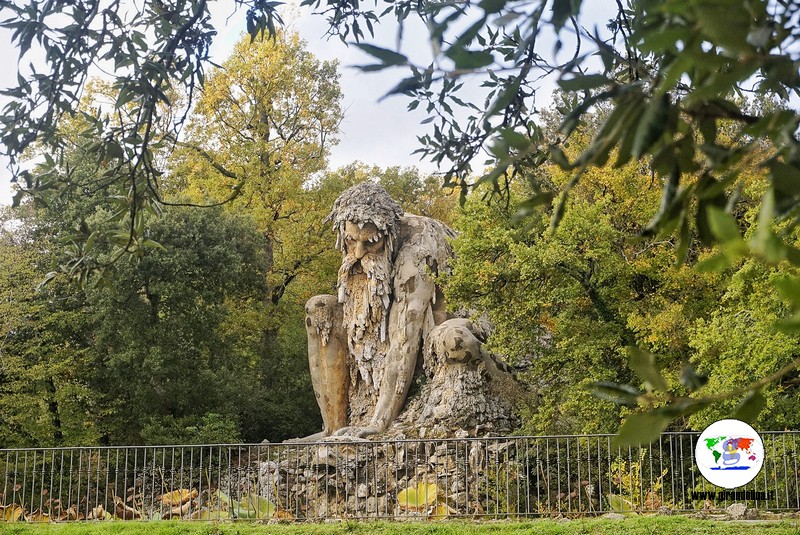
left=248, top=438, right=526, bottom=520
left=302, top=182, right=518, bottom=441
left=726, top=503, right=748, bottom=519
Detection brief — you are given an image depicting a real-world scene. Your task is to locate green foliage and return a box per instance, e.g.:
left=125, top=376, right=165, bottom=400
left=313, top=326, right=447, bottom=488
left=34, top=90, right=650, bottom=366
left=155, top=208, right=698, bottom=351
left=139, top=413, right=241, bottom=446
left=84, top=206, right=270, bottom=444
left=445, top=113, right=800, bottom=436
left=608, top=450, right=669, bottom=512
left=447, top=189, right=635, bottom=433
left=0, top=207, right=103, bottom=447
left=688, top=259, right=800, bottom=430
left=2, top=1, right=283, bottom=267
left=447, top=156, right=653, bottom=433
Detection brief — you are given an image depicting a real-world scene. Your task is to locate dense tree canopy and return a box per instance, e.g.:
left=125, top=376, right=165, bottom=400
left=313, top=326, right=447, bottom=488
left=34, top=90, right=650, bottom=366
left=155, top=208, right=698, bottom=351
left=445, top=107, right=800, bottom=436
left=0, top=209, right=101, bottom=447
left=6, top=1, right=799, bottom=254
left=0, top=31, right=345, bottom=446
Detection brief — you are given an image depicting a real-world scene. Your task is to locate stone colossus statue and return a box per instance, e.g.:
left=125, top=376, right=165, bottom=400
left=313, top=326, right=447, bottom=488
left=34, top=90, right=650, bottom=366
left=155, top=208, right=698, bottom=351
left=303, top=182, right=516, bottom=440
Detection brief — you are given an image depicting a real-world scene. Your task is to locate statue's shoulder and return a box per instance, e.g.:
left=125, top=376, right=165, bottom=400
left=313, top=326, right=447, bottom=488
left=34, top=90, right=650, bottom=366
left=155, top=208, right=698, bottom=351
left=394, top=214, right=456, bottom=274
left=398, top=213, right=456, bottom=240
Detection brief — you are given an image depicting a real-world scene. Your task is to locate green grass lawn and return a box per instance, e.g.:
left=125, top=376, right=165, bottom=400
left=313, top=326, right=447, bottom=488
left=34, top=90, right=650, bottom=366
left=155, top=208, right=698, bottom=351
left=1, top=517, right=799, bottom=535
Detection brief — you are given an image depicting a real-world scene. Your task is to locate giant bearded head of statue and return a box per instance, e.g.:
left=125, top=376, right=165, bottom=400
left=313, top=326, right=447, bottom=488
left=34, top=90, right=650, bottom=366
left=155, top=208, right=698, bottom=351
left=326, top=182, right=403, bottom=389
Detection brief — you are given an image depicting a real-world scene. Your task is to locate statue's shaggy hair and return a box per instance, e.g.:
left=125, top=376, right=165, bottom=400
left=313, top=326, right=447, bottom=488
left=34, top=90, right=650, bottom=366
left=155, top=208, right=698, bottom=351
left=326, top=181, right=404, bottom=255
left=327, top=181, right=403, bottom=392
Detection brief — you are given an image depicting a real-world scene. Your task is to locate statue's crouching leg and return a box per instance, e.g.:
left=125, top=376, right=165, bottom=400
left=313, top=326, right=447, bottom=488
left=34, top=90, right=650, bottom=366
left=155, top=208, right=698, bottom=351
left=306, top=295, right=348, bottom=436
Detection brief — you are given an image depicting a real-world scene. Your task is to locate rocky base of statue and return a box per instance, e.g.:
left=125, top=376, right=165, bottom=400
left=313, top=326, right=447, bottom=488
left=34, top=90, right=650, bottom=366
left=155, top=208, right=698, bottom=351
left=387, top=374, right=518, bottom=439
left=233, top=437, right=531, bottom=521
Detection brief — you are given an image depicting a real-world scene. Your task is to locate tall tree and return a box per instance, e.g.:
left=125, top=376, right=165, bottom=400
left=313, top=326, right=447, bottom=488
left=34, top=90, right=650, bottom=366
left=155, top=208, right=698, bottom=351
left=169, top=31, right=342, bottom=306
left=166, top=32, right=344, bottom=441
left=0, top=207, right=102, bottom=447
left=87, top=205, right=271, bottom=444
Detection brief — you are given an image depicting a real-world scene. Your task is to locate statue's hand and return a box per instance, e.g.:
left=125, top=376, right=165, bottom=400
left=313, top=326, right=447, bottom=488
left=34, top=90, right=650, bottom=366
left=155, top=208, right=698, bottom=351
left=332, top=426, right=381, bottom=438
left=281, top=430, right=328, bottom=443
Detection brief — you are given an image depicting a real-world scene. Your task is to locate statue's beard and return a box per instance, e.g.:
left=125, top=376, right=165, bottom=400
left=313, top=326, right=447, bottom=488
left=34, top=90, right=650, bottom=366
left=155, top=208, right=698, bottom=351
left=337, top=249, right=392, bottom=391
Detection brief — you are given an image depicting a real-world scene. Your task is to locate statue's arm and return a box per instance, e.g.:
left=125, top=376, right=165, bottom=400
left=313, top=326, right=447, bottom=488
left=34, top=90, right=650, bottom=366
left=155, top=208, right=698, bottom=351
left=305, top=294, right=348, bottom=437
left=368, top=258, right=434, bottom=432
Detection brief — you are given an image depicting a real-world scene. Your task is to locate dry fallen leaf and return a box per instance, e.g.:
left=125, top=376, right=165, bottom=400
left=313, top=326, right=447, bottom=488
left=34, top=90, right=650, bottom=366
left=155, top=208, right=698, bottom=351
left=1, top=504, right=24, bottom=522
left=114, top=496, right=142, bottom=520
left=25, top=509, right=51, bottom=523
left=159, top=488, right=198, bottom=506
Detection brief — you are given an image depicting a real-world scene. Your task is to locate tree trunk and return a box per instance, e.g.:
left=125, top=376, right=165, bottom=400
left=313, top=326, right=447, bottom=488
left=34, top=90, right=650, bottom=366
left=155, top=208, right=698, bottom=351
left=46, top=377, right=63, bottom=444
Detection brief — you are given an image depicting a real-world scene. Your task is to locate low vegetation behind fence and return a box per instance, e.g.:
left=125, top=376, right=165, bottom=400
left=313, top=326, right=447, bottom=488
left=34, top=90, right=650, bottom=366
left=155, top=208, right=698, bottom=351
left=1, top=432, right=798, bottom=522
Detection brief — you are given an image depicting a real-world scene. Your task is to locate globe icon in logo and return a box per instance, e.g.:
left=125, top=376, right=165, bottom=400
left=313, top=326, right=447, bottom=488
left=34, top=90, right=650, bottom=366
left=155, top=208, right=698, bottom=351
left=695, top=419, right=764, bottom=489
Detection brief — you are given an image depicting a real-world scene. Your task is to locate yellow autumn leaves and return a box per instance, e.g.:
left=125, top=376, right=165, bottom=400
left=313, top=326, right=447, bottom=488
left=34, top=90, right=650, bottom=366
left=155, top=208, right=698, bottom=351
left=396, top=481, right=457, bottom=519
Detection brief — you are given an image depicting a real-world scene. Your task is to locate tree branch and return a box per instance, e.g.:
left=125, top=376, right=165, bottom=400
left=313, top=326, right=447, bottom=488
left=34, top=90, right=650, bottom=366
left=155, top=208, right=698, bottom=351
left=175, top=141, right=241, bottom=180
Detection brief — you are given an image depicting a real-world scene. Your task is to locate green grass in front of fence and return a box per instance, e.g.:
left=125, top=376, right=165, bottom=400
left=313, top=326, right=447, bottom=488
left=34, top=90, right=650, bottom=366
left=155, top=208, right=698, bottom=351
left=1, top=517, right=799, bottom=535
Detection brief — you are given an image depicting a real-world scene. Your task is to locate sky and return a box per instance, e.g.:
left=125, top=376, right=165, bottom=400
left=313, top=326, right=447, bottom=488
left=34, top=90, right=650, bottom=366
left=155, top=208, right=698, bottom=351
left=281, top=5, right=455, bottom=172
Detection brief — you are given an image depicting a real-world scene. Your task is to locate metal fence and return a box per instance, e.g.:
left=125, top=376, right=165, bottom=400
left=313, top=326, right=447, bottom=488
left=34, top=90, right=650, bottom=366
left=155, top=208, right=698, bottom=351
left=1, top=432, right=798, bottom=522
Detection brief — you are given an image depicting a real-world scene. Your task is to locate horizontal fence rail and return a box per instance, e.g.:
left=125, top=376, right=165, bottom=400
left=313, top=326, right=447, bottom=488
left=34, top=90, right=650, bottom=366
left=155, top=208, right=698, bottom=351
left=1, top=432, right=798, bottom=522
